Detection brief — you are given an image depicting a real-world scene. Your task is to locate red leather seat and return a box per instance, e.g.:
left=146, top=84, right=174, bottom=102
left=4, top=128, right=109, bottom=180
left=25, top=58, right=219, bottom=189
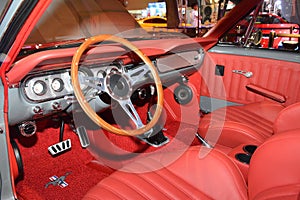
left=198, top=101, right=300, bottom=148
left=83, top=130, right=300, bottom=200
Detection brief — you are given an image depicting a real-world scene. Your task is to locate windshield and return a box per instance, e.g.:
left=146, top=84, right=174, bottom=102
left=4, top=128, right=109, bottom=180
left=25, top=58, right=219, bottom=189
left=25, top=0, right=145, bottom=46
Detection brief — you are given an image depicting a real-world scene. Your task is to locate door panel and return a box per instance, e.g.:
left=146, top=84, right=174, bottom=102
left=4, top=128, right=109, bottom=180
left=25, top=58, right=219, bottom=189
left=200, top=46, right=300, bottom=106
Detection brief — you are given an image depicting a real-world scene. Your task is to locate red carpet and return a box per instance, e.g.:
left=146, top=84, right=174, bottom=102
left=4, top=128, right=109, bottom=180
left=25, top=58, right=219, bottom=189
left=14, top=108, right=200, bottom=199
left=15, top=124, right=114, bottom=200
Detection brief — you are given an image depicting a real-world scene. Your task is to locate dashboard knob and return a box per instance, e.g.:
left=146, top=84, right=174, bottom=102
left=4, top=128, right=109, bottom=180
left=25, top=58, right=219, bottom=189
left=19, top=121, right=37, bottom=137
left=138, top=88, right=147, bottom=100
left=33, top=106, right=43, bottom=114
left=52, top=102, right=61, bottom=110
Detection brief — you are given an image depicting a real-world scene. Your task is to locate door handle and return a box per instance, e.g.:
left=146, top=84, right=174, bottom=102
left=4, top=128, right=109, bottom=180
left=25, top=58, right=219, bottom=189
left=232, top=70, right=253, bottom=78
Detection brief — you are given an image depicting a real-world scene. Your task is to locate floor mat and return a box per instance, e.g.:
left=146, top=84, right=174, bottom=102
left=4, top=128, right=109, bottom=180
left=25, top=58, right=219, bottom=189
left=14, top=111, right=200, bottom=200
left=14, top=125, right=114, bottom=200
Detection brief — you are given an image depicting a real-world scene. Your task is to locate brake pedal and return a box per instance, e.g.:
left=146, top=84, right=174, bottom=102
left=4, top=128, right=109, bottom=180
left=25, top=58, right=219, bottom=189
left=48, top=139, right=72, bottom=156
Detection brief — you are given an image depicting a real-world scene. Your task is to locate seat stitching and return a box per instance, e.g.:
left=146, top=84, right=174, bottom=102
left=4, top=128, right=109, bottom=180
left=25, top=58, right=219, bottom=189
left=93, top=182, right=128, bottom=200
left=226, top=108, right=273, bottom=134
left=233, top=107, right=273, bottom=125
left=157, top=168, right=213, bottom=200
left=209, top=111, right=273, bottom=139
left=212, top=107, right=273, bottom=131
left=130, top=161, right=191, bottom=200
left=140, top=169, right=202, bottom=200
left=226, top=114, right=271, bottom=136
left=147, top=149, right=247, bottom=199
left=209, top=109, right=272, bottom=134
left=108, top=171, right=170, bottom=200
left=138, top=171, right=191, bottom=200
left=133, top=156, right=213, bottom=200
left=253, top=183, right=300, bottom=200
left=228, top=108, right=273, bottom=130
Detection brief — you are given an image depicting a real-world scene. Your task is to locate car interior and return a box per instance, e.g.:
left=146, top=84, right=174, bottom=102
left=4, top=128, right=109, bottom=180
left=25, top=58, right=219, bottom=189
left=0, top=0, right=300, bottom=200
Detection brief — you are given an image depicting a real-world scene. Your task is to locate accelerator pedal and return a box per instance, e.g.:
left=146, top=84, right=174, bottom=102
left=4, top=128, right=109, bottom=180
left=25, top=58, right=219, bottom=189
left=48, top=139, right=71, bottom=156
left=76, top=126, right=90, bottom=148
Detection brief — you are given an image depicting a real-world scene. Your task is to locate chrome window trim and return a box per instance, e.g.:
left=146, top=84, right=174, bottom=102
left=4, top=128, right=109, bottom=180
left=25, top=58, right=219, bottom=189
left=210, top=45, right=300, bottom=63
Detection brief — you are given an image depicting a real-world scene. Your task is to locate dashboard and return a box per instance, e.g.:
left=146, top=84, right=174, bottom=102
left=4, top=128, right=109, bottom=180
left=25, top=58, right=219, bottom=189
left=8, top=46, right=204, bottom=126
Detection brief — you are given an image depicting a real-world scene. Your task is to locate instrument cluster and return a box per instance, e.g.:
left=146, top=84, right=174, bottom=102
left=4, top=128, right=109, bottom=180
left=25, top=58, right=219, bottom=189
left=22, top=65, right=119, bottom=102
left=23, top=71, right=72, bottom=102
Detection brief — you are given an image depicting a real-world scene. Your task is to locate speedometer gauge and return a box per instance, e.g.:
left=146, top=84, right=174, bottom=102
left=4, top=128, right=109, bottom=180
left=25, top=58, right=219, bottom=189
left=32, top=80, right=47, bottom=96
left=51, top=78, right=64, bottom=92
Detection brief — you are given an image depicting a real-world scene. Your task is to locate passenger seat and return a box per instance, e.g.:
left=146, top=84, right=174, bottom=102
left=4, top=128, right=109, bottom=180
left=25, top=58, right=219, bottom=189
left=198, top=101, right=300, bottom=148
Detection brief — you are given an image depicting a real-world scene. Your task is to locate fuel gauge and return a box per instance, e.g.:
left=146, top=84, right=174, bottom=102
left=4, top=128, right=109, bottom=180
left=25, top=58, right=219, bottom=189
left=32, top=80, right=47, bottom=96
left=51, top=78, right=64, bottom=92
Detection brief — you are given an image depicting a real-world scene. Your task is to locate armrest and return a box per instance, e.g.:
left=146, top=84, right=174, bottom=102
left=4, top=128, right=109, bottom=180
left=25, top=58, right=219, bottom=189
left=246, top=84, right=286, bottom=103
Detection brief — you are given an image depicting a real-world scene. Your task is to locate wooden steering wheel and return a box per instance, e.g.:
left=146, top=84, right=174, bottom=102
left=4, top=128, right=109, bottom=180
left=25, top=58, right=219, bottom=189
left=71, top=34, right=164, bottom=136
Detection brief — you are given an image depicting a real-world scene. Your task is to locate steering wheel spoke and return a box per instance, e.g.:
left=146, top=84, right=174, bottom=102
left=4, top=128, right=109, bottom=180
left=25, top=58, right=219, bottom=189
left=79, top=75, right=105, bottom=91
left=118, top=99, right=144, bottom=129
left=127, top=65, right=151, bottom=85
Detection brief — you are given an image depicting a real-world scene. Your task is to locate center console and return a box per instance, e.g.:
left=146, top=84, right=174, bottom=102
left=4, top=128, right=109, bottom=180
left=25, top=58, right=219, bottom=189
left=228, top=144, right=258, bottom=182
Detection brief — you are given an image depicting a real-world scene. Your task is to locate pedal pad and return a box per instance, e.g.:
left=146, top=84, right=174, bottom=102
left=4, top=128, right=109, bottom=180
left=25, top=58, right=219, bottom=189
left=48, top=139, right=71, bottom=156
left=76, top=126, right=90, bottom=148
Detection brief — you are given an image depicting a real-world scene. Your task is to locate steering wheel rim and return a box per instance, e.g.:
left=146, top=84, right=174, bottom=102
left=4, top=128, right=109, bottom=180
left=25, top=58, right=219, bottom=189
left=71, top=34, right=164, bottom=136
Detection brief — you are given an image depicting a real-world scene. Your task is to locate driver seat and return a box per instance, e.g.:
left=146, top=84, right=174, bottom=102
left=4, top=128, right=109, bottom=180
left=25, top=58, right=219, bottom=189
left=83, top=129, right=300, bottom=200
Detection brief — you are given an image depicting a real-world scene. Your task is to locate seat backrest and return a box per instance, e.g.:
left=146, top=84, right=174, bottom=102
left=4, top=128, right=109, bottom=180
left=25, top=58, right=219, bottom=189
left=248, top=129, right=300, bottom=200
left=273, top=102, right=300, bottom=134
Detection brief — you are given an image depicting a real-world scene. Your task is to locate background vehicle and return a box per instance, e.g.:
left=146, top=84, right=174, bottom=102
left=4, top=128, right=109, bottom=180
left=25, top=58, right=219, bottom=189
left=225, top=12, right=299, bottom=48
left=244, top=13, right=299, bottom=48
left=137, top=16, right=192, bottom=32
left=137, top=16, right=169, bottom=28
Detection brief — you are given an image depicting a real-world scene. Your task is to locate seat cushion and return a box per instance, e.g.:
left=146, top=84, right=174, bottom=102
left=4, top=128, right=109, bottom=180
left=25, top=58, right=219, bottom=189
left=199, top=101, right=284, bottom=148
left=248, top=129, right=300, bottom=200
left=273, top=102, right=300, bottom=134
left=83, top=146, right=248, bottom=200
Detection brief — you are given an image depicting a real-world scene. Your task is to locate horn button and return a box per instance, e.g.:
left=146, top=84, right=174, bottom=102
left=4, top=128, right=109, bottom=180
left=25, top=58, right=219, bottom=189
left=106, top=71, right=132, bottom=100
